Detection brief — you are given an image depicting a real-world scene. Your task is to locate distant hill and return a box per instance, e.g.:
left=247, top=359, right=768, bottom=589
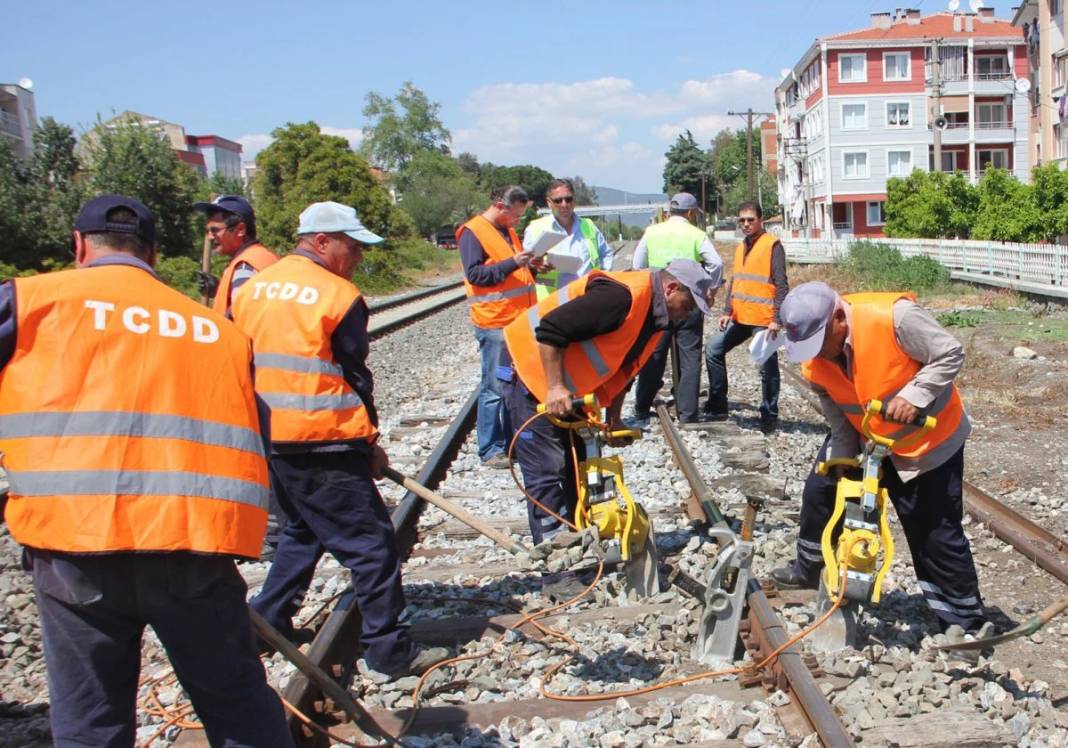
left=589, top=186, right=667, bottom=227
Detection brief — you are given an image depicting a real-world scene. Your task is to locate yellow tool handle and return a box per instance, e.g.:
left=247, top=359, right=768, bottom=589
left=866, top=398, right=936, bottom=429
left=608, top=428, right=642, bottom=440
left=536, top=393, right=597, bottom=414
left=816, top=457, right=861, bottom=476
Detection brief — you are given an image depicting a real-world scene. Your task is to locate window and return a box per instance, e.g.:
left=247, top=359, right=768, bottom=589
left=1056, top=58, right=1066, bottom=89
left=940, top=151, right=959, bottom=171
left=841, top=103, right=867, bottom=130
left=978, top=148, right=1009, bottom=170
left=1052, top=0, right=1062, bottom=16
left=886, top=102, right=911, bottom=127
left=867, top=201, right=886, bottom=226
left=884, top=52, right=911, bottom=81
left=888, top=150, right=912, bottom=177
left=839, top=53, right=867, bottom=83
left=977, top=102, right=1007, bottom=128
left=842, top=151, right=869, bottom=178
left=975, top=54, right=1010, bottom=78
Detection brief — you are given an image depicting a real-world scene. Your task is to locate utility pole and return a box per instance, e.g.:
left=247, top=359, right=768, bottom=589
left=932, top=38, right=942, bottom=172
left=728, top=108, right=774, bottom=200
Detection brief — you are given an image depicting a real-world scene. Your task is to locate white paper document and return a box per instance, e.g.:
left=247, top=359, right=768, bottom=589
left=528, top=230, right=568, bottom=257
left=749, top=328, right=785, bottom=366
left=545, top=252, right=583, bottom=275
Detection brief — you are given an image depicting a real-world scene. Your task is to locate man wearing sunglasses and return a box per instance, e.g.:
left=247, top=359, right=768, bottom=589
left=703, top=201, right=789, bottom=432
left=523, top=179, right=613, bottom=300
left=192, top=195, right=278, bottom=316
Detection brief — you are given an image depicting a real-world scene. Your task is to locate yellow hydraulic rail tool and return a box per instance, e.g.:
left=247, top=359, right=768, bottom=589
left=817, top=399, right=936, bottom=605
left=536, top=395, right=660, bottom=597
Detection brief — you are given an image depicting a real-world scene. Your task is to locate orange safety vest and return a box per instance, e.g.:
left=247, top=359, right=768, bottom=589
left=730, top=233, right=777, bottom=326
left=231, top=253, right=377, bottom=444
left=0, top=264, right=270, bottom=558
left=801, top=292, right=966, bottom=458
left=459, top=216, right=536, bottom=329
left=504, top=271, right=664, bottom=405
left=213, top=242, right=278, bottom=315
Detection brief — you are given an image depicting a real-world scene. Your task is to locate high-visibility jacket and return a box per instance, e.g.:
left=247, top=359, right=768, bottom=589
left=214, top=242, right=279, bottom=315
left=525, top=216, right=603, bottom=300
left=801, top=292, right=967, bottom=459
left=730, top=233, right=777, bottom=326
left=0, top=264, right=270, bottom=558
left=231, top=253, right=377, bottom=445
left=642, top=219, right=707, bottom=268
left=460, top=216, right=536, bottom=328
left=504, top=271, right=664, bottom=405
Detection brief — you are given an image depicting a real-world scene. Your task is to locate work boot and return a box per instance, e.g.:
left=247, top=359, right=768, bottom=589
left=483, top=453, right=511, bottom=470
left=759, top=414, right=779, bottom=434
left=622, top=412, right=651, bottom=430
left=942, top=622, right=996, bottom=665
left=769, top=564, right=819, bottom=590
left=402, top=645, right=450, bottom=677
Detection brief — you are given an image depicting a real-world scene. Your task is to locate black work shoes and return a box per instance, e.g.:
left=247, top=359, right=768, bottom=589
left=769, top=565, right=819, bottom=590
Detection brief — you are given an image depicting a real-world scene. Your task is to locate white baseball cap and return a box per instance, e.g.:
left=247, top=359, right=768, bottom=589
left=781, top=281, right=839, bottom=362
left=297, top=201, right=384, bottom=245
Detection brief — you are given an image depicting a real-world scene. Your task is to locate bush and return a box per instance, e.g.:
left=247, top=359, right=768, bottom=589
left=354, top=238, right=458, bottom=294
left=156, top=256, right=203, bottom=300
left=841, top=241, right=949, bottom=292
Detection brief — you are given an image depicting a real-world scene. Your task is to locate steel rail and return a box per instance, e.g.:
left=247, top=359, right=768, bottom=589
left=367, top=279, right=464, bottom=314
left=368, top=290, right=468, bottom=340
left=655, top=404, right=853, bottom=746
left=282, top=388, right=478, bottom=746
left=779, top=365, right=1068, bottom=587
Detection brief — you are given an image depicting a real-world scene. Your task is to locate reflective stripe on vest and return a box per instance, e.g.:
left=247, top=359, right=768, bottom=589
left=0, top=265, right=270, bottom=558
left=213, top=242, right=278, bottom=315
left=801, top=292, right=967, bottom=459
left=461, top=216, right=536, bottom=328
left=730, top=233, right=776, bottom=326
left=642, top=220, right=705, bottom=268
left=232, top=254, right=377, bottom=444
left=503, top=271, right=664, bottom=405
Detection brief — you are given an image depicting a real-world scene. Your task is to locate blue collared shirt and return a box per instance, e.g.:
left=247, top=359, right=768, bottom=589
left=523, top=216, right=614, bottom=275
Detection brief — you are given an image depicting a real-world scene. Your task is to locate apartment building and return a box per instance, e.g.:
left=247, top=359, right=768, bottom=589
left=0, top=82, right=38, bottom=159
left=1012, top=1, right=1068, bottom=167
left=100, top=111, right=243, bottom=180
left=775, top=7, right=1029, bottom=238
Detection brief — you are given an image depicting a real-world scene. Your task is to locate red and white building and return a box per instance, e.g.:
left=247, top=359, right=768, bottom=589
left=101, top=111, right=243, bottom=181
left=775, top=7, right=1029, bottom=238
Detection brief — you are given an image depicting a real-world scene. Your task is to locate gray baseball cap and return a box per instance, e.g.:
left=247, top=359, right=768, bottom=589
left=669, top=192, right=699, bottom=211
left=781, top=281, right=839, bottom=362
left=664, top=258, right=723, bottom=316
left=297, top=201, right=384, bottom=245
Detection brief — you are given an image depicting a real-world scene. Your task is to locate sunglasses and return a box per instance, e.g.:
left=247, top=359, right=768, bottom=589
left=550, top=196, right=575, bottom=205
left=738, top=217, right=758, bottom=224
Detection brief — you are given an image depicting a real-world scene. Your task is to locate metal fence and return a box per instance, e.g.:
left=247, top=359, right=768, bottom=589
left=781, top=237, right=1068, bottom=299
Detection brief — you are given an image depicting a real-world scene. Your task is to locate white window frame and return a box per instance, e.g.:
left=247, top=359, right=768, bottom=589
left=867, top=201, right=886, bottom=226
left=976, top=102, right=1007, bottom=128
left=941, top=150, right=960, bottom=171
left=883, top=52, right=911, bottom=82
left=887, top=149, right=912, bottom=177
left=974, top=54, right=1010, bottom=78
left=886, top=101, right=911, bottom=128
left=840, top=102, right=868, bottom=130
left=977, top=147, right=1009, bottom=170
left=842, top=150, right=869, bottom=179
left=839, top=53, right=868, bottom=83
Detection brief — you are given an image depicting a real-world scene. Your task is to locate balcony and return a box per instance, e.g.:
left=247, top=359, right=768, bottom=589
left=0, top=110, right=19, bottom=138
left=974, top=120, right=1015, bottom=143
left=931, top=70, right=1015, bottom=96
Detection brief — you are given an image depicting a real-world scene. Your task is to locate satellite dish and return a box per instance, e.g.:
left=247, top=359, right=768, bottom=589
left=969, top=0, right=984, bottom=11
left=17, top=77, right=32, bottom=90
left=1015, top=77, right=1032, bottom=94
left=948, top=0, right=960, bottom=11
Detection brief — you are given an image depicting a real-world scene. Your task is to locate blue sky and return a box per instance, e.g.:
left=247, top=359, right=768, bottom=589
left=3, top=1, right=947, bottom=192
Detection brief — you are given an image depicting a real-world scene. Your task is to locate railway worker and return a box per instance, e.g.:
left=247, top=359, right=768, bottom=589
left=523, top=178, right=613, bottom=300
left=769, top=281, right=988, bottom=637
left=0, top=195, right=291, bottom=746
left=703, top=201, right=788, bottom=433
left=460, top=185, right=545, bottom=469
left=193, top=194, right=278, bottom=316
left=232, top=201, right=448, bottom=678
left=501, top=258, right=722, bottom=543
left=628, top=193, right=722, bottom=427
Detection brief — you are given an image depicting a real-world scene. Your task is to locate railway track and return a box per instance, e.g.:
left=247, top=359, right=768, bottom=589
left=367, top=279, right=467, bottom=340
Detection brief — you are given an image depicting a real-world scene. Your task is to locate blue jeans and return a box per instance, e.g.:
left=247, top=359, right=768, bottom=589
left=474, top=325, right=511, bottom=460
left=704, top=320, right=780, bottom=419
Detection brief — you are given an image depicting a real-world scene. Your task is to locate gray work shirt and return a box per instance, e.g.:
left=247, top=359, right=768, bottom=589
left=809, top=299, right=971, bottom=482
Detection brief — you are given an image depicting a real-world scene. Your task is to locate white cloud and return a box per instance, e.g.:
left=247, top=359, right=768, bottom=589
left=320, top=126, right=363, bottom=150
left=451, top=70, right=776, bottom=191
left=236, top=125, right=363, bottom=164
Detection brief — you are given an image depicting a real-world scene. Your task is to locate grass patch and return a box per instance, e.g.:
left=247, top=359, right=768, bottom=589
left=354, top=238, right=460, bottom=295
left=839, top=241, right=950, bottom=292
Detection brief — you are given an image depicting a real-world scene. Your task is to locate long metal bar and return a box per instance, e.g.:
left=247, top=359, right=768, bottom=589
left=283, top=388, right=478, bottom=745
left=655, top=404, right=728, bottom=527
left=746, top=580, right=855, bottom=746
left=368, top=280, right=464, bottom=314
left=368, top=291, right=467, bottom=340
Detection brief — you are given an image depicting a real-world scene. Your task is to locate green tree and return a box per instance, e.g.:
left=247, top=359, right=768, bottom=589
left=0, top=139, right=40, bottom=270
left=82, top=114, right=202, bottom=257
left=971, top=168, right=1043, bottom=242
left=884, top=170, right=978, bottom=239
left=570, top=176, right=598, bottom=205
left=477, top=163, right=556, bottom=206
left=29, top=117, right=85, bottom=267
left=1030, top=162, right=1068, bottom=240
left=360, top=81, right=451, bottom=172
left=253, top=121, right=410, bottom=251
left=456, top=151, right=481, bottom=178
left=662, top=130, right=712, bottom=211
left=397, top=151, right=483, bottom=238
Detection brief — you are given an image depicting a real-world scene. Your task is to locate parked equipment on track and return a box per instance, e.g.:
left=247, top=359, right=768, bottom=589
left=535, top=395, right=661, bottom=597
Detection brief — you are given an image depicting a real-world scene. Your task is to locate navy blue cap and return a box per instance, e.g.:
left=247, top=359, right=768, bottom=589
left=74, top=194, right=156, bottom=245
left=193, top=194, right=255, bottom=224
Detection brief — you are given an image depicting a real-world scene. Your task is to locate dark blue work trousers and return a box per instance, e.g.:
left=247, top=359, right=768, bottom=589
left=249, top=450, right=415, bottom=674
left=29, top=550, right=291, bottom=748
left=503, top=377, right=586, bottom=543
left=790, top=436, right=984, bottom=632
left=704, top=320, right=780, bottom=419
left=634, top=308, right=704, bottom=421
